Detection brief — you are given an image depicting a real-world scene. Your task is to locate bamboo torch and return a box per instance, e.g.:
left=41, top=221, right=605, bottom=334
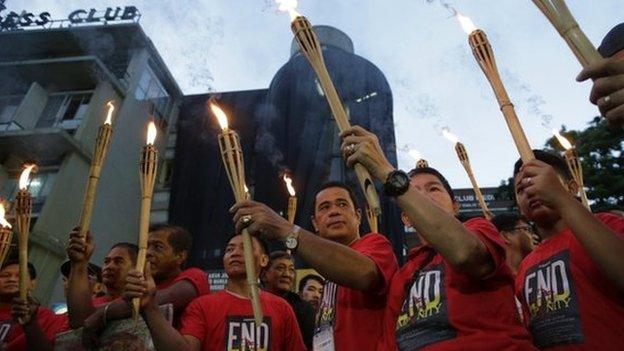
left=210, top=101, right=264, bottom=325
left=77, top=101, right=116, bottom=240
left=409, top=149, right=429, bottom=169
left=0, top=202, right=13, bottom=268
left=457, top=14, right=535, bottom=163
left=277, top=0, right=381, bottom=219
left=14, top=164, right=35, bottom=313
left=132, top=121, right=158, bottom=323
left=552, top=130, right=590, bottom=210
left=531, top=0, right=601, bottom=67
left=442, top=128, right=493, bottom=220
left=283, top=174, right=297, bottom=224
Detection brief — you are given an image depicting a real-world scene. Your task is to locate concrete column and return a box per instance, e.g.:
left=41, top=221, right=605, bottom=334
left=13, top=82, right=49, bottom=130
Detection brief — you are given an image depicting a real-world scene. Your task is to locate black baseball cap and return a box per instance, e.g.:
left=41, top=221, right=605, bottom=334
left=598, top=23, right=624, bottom=58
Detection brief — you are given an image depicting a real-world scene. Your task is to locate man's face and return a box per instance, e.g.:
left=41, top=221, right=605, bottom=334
left=410, top=173, right=457, bottom=215
left=300, top=279, right=323, bottom=311
left=147, top=230, right=182, bottom=282
left=62, top=274, right=102, bottom=297
left=513, top=173, right=564, bottom=225
left=0, top=264, right=21, bottom=297
left=223, top=235, right=268, bottom=279
left=502, top=220, right=536, bottom=257
left=102, top=247, right=133, bottom=291
left=312, top=187, right=361, bottom=244
left=262, top=257, right=295, bottom=295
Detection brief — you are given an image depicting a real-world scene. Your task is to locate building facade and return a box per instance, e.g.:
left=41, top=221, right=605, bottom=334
left=0, top=16, right=182, bottom=302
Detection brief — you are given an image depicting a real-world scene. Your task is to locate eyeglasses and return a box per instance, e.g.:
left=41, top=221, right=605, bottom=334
left=512, top=226, right=533, bottom=232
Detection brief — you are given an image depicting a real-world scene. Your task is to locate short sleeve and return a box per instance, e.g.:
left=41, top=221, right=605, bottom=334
left=465, top=218, right=507, bottom=276
left=597, top=212, right=624, bottom=240
left=356, top=234, right=399, bottom=295
left=174, top=268, right=211, bottom=296
left=178, top=298, right=208, bottom=342
left=281, top=301, right=307, bottom=351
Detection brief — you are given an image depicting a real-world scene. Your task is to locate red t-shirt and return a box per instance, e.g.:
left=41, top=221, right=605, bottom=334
left=0, top=305, right=69, bottom=351
left=515, top=213, right=624, bottom=350
left=379, top=218, right=535, bottom=351
left=316, top=232, right=398, bottom=351
left=179, top=290, right=306, bottom=351
left=91, top=294, right=118, bottom=307
left=156, top=267, right=211, bottom=296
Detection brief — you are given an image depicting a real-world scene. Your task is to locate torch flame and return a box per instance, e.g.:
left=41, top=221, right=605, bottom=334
left=0, top=203, right=11, bottom=229
left=552, top=129, right=573, bottom=150
left=18, top=164, right=36, bottom=190
left=456, top=13, right=477, bottom=34
left=146, top=122, right=157, bottom=145
left=283, top=174, right=296, bottom=197
left=442, top=127, right=461, bottom=144
left=276, top=0, right=301, bottom=21
left=104, top=101, right=115, bottom=125
left=210, top=102, right=229, bottom=131
left=408, top=149, right=423, bottom=162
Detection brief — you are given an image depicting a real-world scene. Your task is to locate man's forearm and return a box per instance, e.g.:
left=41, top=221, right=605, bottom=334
left=67, top=263, right=96, bottom=328
left=558, top=196, right=624, bottom=291
left=396, top=187, right=493, bottom=278
left=296, top=231, right=380, bottom=291
left=142, top=304, right=191, bottom=351
left=23, top=320, right=53, bottom=351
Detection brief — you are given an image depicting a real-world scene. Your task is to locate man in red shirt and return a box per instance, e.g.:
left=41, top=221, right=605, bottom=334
left=230, top=181, right=398, bottom=351
left=124, top=233, right=306, bottom=351
left=66, top=231, right=137, bottom=328
left=513, top=150, right=624, bottom=350
left=339, top=125, right=535, bottom=350
left=0, top=260, right=68, bottom=351
left=492, top=213, right=537, bottom=275
left=72, top=224, right=211, bottom=346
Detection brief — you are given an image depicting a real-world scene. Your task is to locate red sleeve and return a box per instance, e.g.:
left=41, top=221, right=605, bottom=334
left=596, top=212, right=624, bottom=239
left=39, top=310, right=70, bottom=338
left=281, top=301, right=306, bottom=351
left=178, top=298, right=208, bottom=342
left=464, top=218, right=507, bottom=276
left=174, top=268, right=211, bottom=296
left=357, top=234, right=399, bottom=295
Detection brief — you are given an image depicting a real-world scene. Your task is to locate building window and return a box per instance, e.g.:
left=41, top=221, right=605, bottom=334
left=134, top=65, right=172, bottom=128
left=0, top=170, right=58, bottom=213
left=37, top=92, right=92, bottom=130
left=0, top=96, right=23, bottom=131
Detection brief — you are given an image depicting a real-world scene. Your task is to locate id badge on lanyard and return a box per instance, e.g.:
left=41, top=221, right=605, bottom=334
left=313, top=282, right=338, bottom=351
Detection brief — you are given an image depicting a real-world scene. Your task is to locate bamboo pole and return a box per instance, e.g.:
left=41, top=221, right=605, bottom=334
left=366, top=206, right=378, bottom=233
left=564, top=149, right=590, bottom=210
left=467, top=29, right=535, bottom=163
left=416, top=159, right=429, bottom=169
left=77, top=102, right=116, bottom=240
left=287, top=196, right=297, bottom=224
left=455, top=143, right=493, bottom=220
left=290, top=15, right=381, bottom=218
left=132, top=124, right=158, bottom=324
left=531, top=0, right=602, bottom=67
left=218, top=129, right=263, bottom=325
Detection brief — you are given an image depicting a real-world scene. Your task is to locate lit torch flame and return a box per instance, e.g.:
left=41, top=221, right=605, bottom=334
left=283, top=174, right=296, bottom=197
left=456, top=12, right=477, bottom=34
left=18, top=165, right=36, bottom=191
left=276, top=0, right=301, bottom=21
left=408, top=149, right=423, bottom=162
left=442, top=127, right=461, bottom=144
left=0, top=203, right=11, bottom=229
left=146, top=122, right=157, bottom=145
left=104, top=101, right=115, bottom=125
left=210, top=102, right=229, bottom=131
left=552, top=130, right=573, bottom=150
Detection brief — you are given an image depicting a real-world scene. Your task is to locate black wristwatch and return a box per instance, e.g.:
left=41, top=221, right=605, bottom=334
left=383, top=170, right=410, bottom=197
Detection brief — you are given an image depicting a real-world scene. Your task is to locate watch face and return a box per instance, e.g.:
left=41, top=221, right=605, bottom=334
left=285, top=236, right=297, bottom=249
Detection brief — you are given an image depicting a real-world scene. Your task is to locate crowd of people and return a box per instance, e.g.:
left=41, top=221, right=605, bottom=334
left=0, top=21, right=623, bottom=351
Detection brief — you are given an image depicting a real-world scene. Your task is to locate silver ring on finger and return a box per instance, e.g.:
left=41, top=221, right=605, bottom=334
left=241, top=215, right=252, bottom=227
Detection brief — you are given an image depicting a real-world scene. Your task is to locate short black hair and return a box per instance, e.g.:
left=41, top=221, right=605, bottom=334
left=513, top=149, right=572, bottom=181
left=149, top=223, right=193, bottom=256
left=60, top=261, right=102, bottom=282
left=312, top=181, right=361, bottom=213
left=298, top=274, right=324, bottom=293
left=1, top=260, right=36, bottom=280
left=226, top=234, right=269, bottom=256
left=267, top=250, right=293, bottom=268
left=491, top=212, right=526, bottom=233
left=407, top=167, right=455, bottom=200
left=110, top=242, right=139, bottom=264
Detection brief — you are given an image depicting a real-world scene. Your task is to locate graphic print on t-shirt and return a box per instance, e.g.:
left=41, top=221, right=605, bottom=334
left=0, top=319, right=10, bottom=342
left=225, top=316, right=272, bottom=351
left=395, top=264, right=456, bottom=350
left=523, top=251, right=584, bottom=348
